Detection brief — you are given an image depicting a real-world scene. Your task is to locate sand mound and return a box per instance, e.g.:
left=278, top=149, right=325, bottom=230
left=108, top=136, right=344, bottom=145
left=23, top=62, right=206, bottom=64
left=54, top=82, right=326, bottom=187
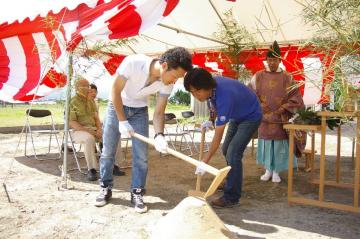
left=150, top=196, right=237, bottom=239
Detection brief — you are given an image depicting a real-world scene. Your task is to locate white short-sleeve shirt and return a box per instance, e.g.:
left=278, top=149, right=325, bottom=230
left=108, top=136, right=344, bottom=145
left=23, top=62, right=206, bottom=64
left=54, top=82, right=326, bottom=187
left=113, top=54, right=174, bottom=107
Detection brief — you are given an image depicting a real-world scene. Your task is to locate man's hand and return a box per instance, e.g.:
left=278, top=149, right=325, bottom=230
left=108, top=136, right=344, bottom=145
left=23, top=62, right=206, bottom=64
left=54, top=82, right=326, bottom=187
left=154, top=134, right=168, bottom=153
left=86, top=128, right=97, bottom=137
left=201, top=120, right=213, bottom=131
left=95, top=129, right=102, bottom=141
left=195, top=162, right=208, bottom=176
left=263, top=113, right=273, bottom=122
left=118, top=121, right=134, bottom=138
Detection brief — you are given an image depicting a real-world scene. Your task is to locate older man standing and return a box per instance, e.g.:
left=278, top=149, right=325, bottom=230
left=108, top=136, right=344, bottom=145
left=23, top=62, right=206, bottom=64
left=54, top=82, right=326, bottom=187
left=69, top=78, right=102, bottom=181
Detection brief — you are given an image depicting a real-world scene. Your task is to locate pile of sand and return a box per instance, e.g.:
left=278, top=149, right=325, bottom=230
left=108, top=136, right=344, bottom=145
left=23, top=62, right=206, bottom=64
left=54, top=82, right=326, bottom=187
left=150, top=196, right=237, bottom=239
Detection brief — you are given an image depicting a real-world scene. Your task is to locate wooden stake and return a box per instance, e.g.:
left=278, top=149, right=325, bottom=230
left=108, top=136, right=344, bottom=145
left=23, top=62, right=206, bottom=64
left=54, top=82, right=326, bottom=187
left=195, top=127, right=206, bottom=191
left=3, top=183, right=11, bottom=203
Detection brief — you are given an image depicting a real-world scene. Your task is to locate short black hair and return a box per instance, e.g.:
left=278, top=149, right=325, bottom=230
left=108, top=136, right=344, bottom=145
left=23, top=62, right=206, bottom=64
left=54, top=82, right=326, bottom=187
left=159, top=47, right=193, bottom=72
left=183, top=68, right=217, bottom=92
left=89, top=83, right=97, bottom=91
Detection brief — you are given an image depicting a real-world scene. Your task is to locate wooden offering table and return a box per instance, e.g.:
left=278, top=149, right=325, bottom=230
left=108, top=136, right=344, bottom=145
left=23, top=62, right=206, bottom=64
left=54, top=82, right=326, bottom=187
left=284, top=111, right=360, bottom=213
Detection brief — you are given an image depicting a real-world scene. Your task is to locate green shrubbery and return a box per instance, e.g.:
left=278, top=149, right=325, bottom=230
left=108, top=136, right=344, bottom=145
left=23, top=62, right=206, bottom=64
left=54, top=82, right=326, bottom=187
left=169, top=90, right=190, bottom=106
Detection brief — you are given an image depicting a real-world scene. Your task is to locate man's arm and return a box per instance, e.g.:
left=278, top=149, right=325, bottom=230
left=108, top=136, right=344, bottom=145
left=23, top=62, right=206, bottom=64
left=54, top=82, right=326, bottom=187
left=69, top=120, right=97, bottom=136
left=94, top=111, right=103, bottom=140
left=112, top=75, right=127, bottom=121
left=202, top=124, right=226, bottom=163
left=153, top=95, right=168, bottom=134
left=94, top=111, right=102, bottom=130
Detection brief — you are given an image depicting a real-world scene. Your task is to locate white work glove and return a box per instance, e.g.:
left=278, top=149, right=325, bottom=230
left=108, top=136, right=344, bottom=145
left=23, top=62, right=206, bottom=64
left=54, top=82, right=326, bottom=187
left=154, top=134, right=168, bottom=154
left=195, top=162, right=207, bottom=176
left=118, top=120, right=134, bottom=138
left=201, top=120, right=213, bottom=131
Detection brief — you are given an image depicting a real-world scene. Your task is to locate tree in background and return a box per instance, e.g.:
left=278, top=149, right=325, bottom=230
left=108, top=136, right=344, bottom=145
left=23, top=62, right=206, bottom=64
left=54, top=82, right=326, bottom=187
left=213, top=10, right=255, bottom=82
left=169, top=90, right=190, bottom=106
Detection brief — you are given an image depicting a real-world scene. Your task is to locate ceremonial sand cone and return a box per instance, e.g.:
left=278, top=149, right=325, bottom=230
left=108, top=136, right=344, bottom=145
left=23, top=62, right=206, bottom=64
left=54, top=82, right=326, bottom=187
left=150, top=196, right=237, bottom=239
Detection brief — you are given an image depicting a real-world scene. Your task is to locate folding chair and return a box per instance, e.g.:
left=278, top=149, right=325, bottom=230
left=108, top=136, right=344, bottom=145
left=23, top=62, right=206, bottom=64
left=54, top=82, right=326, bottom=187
left=164, top=113, right=194, bottom=156
left=24, top=109, right=61, bottom=160
left=61, top=129, right=87, bottom=174
left=179, top=111, right=210, bottom=154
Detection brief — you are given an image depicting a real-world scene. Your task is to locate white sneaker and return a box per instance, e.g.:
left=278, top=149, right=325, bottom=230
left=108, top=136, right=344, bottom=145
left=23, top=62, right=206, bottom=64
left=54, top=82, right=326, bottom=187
left=272, top=172, right=281, bottom=183
left=260, top=170, right=272, bottom=181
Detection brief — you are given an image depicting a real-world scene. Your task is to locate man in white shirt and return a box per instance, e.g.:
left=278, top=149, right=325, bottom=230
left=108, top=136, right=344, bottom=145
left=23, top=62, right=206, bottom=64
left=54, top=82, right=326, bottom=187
left=95, top=47, right=193, bottom=213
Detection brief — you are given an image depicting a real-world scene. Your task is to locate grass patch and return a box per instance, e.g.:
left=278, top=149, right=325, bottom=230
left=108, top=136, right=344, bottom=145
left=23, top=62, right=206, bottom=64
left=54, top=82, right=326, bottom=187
left=0, top=102, right=190, bottom=127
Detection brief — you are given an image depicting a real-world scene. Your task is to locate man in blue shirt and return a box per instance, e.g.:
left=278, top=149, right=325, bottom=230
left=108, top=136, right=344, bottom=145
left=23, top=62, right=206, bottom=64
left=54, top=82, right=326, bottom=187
left=184, top=68, right=262, bottom=208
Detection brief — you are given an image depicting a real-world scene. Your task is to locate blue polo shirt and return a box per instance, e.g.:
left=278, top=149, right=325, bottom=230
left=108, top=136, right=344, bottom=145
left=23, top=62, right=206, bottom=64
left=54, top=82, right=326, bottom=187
left=214, top=76, right=262, bottom=126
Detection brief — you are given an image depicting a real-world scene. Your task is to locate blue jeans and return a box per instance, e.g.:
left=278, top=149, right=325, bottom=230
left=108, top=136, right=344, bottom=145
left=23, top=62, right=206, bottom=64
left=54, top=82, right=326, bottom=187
left=99, top=102, right=149, bottom=190
left=221, top=119, right=261, bottom=202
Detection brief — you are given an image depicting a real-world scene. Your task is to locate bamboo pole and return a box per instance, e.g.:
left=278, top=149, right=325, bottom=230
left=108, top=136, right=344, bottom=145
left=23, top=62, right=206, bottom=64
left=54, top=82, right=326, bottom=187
left=61, top=54, right=73, bottom=189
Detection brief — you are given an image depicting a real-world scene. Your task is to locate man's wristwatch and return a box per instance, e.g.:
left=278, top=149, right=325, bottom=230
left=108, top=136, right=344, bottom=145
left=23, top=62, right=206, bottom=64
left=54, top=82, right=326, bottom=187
left=154, top=132, right=164, bottom=139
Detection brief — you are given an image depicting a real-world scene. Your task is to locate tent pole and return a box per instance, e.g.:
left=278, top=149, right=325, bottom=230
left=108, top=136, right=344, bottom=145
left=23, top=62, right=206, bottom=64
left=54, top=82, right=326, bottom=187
left=208, top=0, right=227, bottom=30
left=157, top=23, right=229, bottom=46
left=61, top=54, right=73, bottom=189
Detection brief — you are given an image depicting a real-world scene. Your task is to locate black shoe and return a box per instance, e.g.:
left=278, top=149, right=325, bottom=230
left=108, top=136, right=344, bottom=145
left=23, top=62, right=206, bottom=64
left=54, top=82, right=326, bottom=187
left=95, top=186, right=112, bottom=207
left=113, top=165, right=125, bottom=176
left=87, top=168, right=97, bottom=181
left=131, top=188, right=147, bottom=213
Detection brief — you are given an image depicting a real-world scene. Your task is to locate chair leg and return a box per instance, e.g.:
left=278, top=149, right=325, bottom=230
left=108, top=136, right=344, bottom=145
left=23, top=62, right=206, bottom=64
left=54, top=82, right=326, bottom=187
left=29, top=127, right=39, bottom=160
left=48, top=132, right=53, bottom=154
left=54, top=133, right=62, bottom=159
left=24, top=125, right=29, bottom=157
left=47, top=132, right=61, bottom=160
left=71, top=143, right=84, bottom=173
left=179, top=133, right=193, bottom=156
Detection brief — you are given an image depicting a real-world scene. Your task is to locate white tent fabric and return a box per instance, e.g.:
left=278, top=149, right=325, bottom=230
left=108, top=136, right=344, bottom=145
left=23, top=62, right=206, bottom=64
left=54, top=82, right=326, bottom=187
left=111, top=0, right=316, bottom=55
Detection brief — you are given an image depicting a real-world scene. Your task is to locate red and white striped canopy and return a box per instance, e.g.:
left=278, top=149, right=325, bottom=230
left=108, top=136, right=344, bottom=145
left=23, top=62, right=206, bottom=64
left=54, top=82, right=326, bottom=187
left=99, top=46, right=334, bottom=105
left=0, top=0, right=179, bottom=102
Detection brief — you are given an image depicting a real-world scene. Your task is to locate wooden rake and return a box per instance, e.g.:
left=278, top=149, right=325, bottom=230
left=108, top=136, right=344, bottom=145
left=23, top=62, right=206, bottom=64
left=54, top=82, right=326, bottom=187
left=133, top=133, right=231, bottom=199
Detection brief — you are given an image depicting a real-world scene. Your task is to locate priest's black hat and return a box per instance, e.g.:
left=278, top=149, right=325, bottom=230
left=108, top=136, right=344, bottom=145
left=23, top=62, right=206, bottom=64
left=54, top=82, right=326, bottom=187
left=266, top=40, right=281, bottom=58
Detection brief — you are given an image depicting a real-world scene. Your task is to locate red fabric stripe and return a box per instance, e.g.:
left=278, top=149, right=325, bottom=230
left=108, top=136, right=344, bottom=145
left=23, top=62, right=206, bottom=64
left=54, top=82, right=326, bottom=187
left=0, top=40, right=10, bottom=90
left=107, top=5, right=142, bottom=39
left=78, top=0, right=131, bottom=28
left=13, top=34, right=40, bottom=100
left=0, top=3, right=94, bottom=40
left=103, top=54, right=126, bottom=75
left=17, top=94, right=42, bottom=102
left=163, top=0, right=179, bottom=16
left=69, top=0, right=134, bottom=50
left=42, top=69, right=67, bottom=88
left=44, top=31, right=62, bottom=61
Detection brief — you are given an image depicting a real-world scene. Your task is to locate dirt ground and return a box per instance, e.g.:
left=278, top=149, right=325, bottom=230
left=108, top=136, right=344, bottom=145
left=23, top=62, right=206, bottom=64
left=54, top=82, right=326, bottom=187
left=0, top=126, right=359, bottom=239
